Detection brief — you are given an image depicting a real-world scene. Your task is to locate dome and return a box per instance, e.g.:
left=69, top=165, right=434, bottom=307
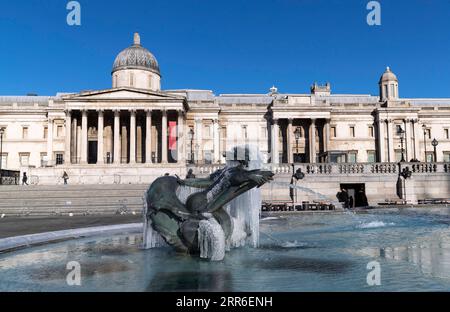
left=379, top=67, right=398, bottom=83
left=112, top=33, right=160, bottom=75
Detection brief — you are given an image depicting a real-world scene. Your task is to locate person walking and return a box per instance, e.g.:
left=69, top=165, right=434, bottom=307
left=62, top=171, right=69, bottom=185
left=22, top=172, right=28, bottom=186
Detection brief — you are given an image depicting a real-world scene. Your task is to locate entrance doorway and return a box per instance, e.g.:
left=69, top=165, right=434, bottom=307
left=339, top=183, right=368, bottom=208
left=88, top=141, right=98, bottom=164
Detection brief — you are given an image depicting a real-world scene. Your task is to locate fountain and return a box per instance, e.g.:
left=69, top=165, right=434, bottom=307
left=143, top=146, right=274, bottom=261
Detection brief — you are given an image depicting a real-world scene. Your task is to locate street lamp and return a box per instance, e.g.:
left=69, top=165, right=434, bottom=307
left=400, top=165, right=412, bottom=201
left=432, top=138, right=439, bottom=163
left=294, top=127, right=301, bottom=163
left=0, top=127, right=4, bottom=185
left=397, top=126, right=406, bottom=162
left=188, top=128, right=194, bottom=164
left=422, top=124, right=428, bottom=163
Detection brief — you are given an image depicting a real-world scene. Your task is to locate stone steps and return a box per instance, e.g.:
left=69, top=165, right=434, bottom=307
left=0, top=184, right=148, bottom=217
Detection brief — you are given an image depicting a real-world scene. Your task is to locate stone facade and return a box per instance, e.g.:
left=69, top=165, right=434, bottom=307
left=1, top=33, right=450, bottom=205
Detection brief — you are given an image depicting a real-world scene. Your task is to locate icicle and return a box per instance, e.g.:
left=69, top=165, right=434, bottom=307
left=142, top=191, right=166, bottom=249
left=198, top=218, right=226, bottom=261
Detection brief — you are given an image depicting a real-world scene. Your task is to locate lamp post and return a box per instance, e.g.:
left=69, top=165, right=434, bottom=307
left=195, top=144, right=200, bottom=165
left=432, top=138, right=439, bottom=163
left=290, top=167, right=305, bottom=207
left=294, top=127, right=301, bottom=163
left=422, top=124, right=428, bottom=163
left=0, top=127, right=4, bottom=185
left=400, top=165, right=412, bottom=201
left=188, top=128, right=194, bottom=164
left=398, top=127, right=406, bottom=162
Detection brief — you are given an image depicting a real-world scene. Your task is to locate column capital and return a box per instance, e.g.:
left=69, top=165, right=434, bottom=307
left=273, top=118, right=279, bottom=125
left=288, top=118, right=293, bottom=124
left=129, top=109, right=137, bottom=114
left=310, top=118, right=316, bottom=124
left=146, top=109, right=153, bottom=114
left=96, top=108, right=104, bottom=113
left=162, top=109, right=167, bottom=116
left=64, top=109, right=72, bottom=116
left=113, top=109, right=121, bottom=116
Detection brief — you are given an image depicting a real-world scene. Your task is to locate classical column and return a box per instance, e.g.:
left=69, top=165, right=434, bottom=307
left=178, top=111, right=186, bottom=163
left=113, top=110, right=121, bottom=164
left=213, top=118, right=220, bottom=164
left=287, top=119, right=293, bottom=164
left=80, top=110, right=88, bottom=164
left=71, top=116, right=77, bottom=164
left=76, top=121, right=82, bottom=164
left=146, top=110, right=152, bottom=163
left=64, top=111, right=71, bottom=165
left=324, top=119, right=330, bottom=155
left=387, top=119, right=395, bottom=162
left=129, top=110, right=136, bottom=164
left=195, top=118, right=203, bottom=163
left=310, top=119, right=317, bottom=163
left=272, top=119, right=279, bottom=164
left=377, top=118, right=386, bottom=162
left=97, top=110, right=104, bottom=164
left=412, top=119, right=420, bottom=161
left=161, top=110, right=168, bottom=163
left=404, top=119, right=411, bottom=162
left=47, top=117, right=54, bottom=164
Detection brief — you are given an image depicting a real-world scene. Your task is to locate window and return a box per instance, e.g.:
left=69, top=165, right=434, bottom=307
left=40, top=153, right=47, bottom=167
left=331, top=126, right=337, bottom=138
left=395, top=150, right=403, bottom=162
left=57, top=125, right=63, bottom=137
left=56, top=153, right=64, bottom=165
left=444, top=152, right=450, bottom=162
left=0, top=153, right=7, bottom=169
left=384, top=85, right=388, bottom=98
left=260, top=126, right=267, bottom=139
left=203, top=124, right=211, bottom=139
left=367, top=151, right=376, bottom=163
left=368, top=126, right=374, bottom=138
left=22, top=127, right=29, bottom=139
left=242, top=125, right=248, bottom=140
left=130, top=73, right=134, bottom=87
left=43, top=126, right=48, bottom=139
left=148, top=74, right=152, bottom=89
left=426, top=152, right=434, bottom=163
left=391, top=84, right=395, bottom=98
left=204, top=151, right=212, bottom=165
left=19, top=153, right=30, bottom=167
left=426, top=128, right=431, bottom=139
left=445, top=129, right=449, bottom=140
left=347, top=151, right=357, bottom=163
left=349, top=126, right=355, bottom=138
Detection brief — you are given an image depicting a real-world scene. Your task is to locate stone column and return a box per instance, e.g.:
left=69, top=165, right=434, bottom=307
left=287, top=119, right=293, bottom=164
left=64, top=111, right=71, bottom=165
left=387, top=119, right=395, bottom=162
left=113, top=110, right=121, bottom=164
left=178, top=111, right=185, bottom=163
left=97, top=110, right=104, bottom=164
left=412, top=119, right=420, bottom=161
left=272, top=119, right=279, bottom=164
left=404, top=119, right=411, bottom=162
left=76, top=121, right=82, bottom=164
left=47, top=117, right=54, bottom=165
left=324, top=119, right=330, bottom=155
left=72, top=116, right=77, bottom=164
left=146, top=110, right=152, bottom=163
left=129, top=110, right=136, bottom=164
left=377, top=118, right=386, bottom=162
left=195, top=118, right=203, bottom=163
left=310, top=119, right=317, bottom=163
left=213, top=118, right=220, bottom=164
left=80, top=110, right=88, bottom=164
left=161, top=110, right=168, bottom=163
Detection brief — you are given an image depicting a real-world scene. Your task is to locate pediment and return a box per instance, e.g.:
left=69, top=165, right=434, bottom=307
left=62, top=88, right=185, bottom=101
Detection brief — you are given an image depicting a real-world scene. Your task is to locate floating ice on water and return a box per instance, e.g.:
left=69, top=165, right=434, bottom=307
left=281, top=240, right=308, bottom=248
left=357, top=221, right=395, bottom=229
left=261, top=217, right=281, bottom=221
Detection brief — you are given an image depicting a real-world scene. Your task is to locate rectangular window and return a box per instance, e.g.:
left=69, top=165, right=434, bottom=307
left=331, top=126, right=337, bottom=138
left=384, top=85, right=388, bottom=98
left=204, top=151, right=212, bottom=165
left=426, top=152, right=434, bottom=163
left=43, top=127, right=48, bottom=139
left=347, top=151, right=357, bottom=163
left=445, top=129, right=449, bottom=140
left=203, top=124, right=211, bottom=139
left=220, top=127, right=227, bottom=155
left=367, top=151, right=376, bottom=163
left=260, top=126, right=267, bottom=139
left=443, top=152, right=450, bottom=162
left=40, top=153, right=47, bottom=167
left=22, top=127, right=29, bottom=139
left=368, top=126, right=374, bottom=138
left=56, top=153, right=64, bottom=165
left=426, top=129, right=431, bottom=139
left=130, top=73, right=134, bottom=87
left=349, top=126, right=355, bottom=138
left=19, top=153, right=30, bottom=167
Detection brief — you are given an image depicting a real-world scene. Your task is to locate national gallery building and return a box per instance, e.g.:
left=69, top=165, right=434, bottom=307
left=1, top=33, right=450, bottom=189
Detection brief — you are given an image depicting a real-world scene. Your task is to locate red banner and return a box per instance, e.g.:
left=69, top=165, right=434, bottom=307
left=169, top=121, right=177, bottom=150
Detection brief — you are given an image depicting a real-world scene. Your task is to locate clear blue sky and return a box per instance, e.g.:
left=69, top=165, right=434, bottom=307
left=0, top=0, right=449, bottom=97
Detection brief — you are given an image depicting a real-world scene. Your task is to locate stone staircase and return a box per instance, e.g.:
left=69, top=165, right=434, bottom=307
left=0, top=184, right=149, bottom=217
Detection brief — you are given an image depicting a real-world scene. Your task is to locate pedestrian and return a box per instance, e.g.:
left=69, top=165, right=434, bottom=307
left=62, top=171, right=69, bottom=185
left=186, top=169, right=196, bottom=179
left=22, top=172, right=28, bottom=186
